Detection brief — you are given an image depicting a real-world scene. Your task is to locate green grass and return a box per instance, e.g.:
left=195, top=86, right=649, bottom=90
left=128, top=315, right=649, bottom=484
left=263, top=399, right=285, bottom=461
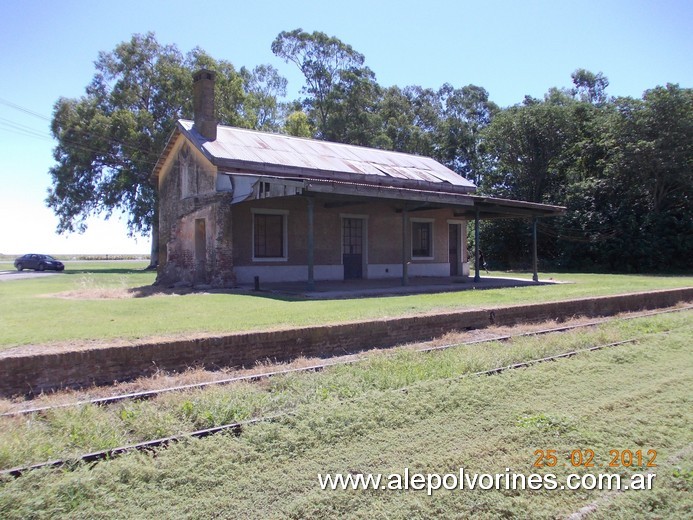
left=0, top=262, right=691, bottom=349
left=0, top=311, right=690, bottom=519
left=1, top=313, right=681, bottom=470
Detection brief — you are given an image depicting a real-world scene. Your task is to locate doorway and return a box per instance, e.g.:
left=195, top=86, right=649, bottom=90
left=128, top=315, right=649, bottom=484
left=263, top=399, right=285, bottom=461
left=342, top=217, right=364, bottom=279
left=194, top=218, right=207, bottom=283
left=449, top=223, right=459, bottom=276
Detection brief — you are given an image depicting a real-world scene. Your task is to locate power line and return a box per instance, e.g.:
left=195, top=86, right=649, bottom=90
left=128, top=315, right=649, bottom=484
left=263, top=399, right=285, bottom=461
left=0, top=118, right=53, bottom=142
left=0, top=97, right=51, bottom=121
left=0, top=97, right=163, bottom=170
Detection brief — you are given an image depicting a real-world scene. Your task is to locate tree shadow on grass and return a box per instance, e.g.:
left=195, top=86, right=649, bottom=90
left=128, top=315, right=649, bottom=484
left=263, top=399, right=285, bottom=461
left=63, top=268, right=155, bottom=275
left=125, top=277, right=555, bottom=302
left=126, top=284, right=308, bottom=302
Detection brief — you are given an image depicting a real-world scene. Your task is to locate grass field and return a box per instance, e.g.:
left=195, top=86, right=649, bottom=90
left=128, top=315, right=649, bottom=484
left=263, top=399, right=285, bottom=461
left=0, top=261, right=691, bottom=350
left=0, top=310, right=690, bottom=519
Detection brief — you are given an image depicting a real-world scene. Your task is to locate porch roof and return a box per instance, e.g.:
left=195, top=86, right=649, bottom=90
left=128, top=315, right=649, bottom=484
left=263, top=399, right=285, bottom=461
left=153, top=120, right=565, bottom=220
left=226, top=172, right=565, bottom=219
left=301, top=178, right=565, bottom=219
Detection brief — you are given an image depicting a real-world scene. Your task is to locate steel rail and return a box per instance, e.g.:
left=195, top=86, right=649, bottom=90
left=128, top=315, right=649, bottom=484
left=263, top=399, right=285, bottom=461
left=2, top=305, right=689, bottom=418
left=1, top=413, right=287, bottom=479
left=0, top=333, right=661, bottom=478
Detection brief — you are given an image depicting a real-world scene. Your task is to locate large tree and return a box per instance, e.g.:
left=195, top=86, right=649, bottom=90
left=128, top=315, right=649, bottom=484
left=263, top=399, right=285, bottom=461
left=481, top=96, right=576, bottom=204
left=271, top=28, right=367, bottom=139
left=479, top=70, right=692, bottom=272
left=436, top=83, right=498, bottom=184
left=597, top=84, right=693, bottom=271
left=48, top=33, right=188, bottom=265
left=47, top=33, right=285, bottom=264
left=321, top=66, right=384, bottom=146
left=376, top=85, right=442, bottom=156
left=570, top=68, right=609, bottom=106
left=479, top=80, right=584, bottom=268
left=239, top=64, right=289, bottom=131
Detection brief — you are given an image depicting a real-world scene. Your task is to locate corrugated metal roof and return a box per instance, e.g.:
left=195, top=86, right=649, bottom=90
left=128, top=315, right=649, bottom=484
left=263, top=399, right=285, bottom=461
left=179, top=120, right=475, bottom=191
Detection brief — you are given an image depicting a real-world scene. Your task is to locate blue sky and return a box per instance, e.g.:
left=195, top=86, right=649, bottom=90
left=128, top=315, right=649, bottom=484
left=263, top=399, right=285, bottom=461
left=0, top=0, right=691, bottom=254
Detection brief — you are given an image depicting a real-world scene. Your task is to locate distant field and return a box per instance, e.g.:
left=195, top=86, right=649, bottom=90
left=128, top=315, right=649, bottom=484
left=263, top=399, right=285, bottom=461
left=0, top=254, right=149, bottom=262
left=0, top=261, right=691, bottom=349
left=0, top=311, right=690, bottom=518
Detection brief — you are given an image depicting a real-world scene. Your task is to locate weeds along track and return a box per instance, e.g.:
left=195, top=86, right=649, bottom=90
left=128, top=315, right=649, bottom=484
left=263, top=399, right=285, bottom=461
left=1, top=306, right=689, bottom=478
left=2, top=305, right=690, bottom=419
left=0, top=338, right=639, bottom=478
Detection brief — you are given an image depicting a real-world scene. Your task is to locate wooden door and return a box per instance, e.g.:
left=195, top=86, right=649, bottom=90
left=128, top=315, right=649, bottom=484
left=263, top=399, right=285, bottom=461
left=449, top=223, right=459, bottom=276
left=343, top=218, right=363, bottom=279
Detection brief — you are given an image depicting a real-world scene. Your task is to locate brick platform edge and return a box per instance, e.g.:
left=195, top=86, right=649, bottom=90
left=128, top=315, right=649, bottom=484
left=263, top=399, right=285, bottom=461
left=1, top=287, right=691, bottom=397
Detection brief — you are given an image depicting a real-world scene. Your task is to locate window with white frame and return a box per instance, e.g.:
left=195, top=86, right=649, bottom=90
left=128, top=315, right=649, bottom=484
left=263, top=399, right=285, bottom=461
left=252, top=210, right=288, bottom=260
left=411, top=219, right=434, bottom=258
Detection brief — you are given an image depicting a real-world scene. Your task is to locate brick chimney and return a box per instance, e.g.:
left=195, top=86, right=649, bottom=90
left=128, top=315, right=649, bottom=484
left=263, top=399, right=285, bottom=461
left=192, top=69, right=217, bottom=141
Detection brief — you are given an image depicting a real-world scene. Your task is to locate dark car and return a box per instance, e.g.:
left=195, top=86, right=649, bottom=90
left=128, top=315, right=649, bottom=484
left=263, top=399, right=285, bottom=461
left=14, top=254, right=65, bottom=272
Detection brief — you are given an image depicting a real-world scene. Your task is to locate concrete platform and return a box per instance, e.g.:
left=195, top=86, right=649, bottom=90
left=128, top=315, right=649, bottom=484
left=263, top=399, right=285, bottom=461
left=237, top=275, right=560, bottom=299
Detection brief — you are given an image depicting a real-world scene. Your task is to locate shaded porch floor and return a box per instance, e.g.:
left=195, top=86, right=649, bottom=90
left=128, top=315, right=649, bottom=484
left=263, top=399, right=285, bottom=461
left=235, top=274, right=560, bottom=300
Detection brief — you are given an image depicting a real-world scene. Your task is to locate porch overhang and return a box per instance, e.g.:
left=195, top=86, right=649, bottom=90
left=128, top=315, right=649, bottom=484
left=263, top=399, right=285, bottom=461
left=225, top=173, right=565, bottom=288
left=221, top=171, right=566, bottom=219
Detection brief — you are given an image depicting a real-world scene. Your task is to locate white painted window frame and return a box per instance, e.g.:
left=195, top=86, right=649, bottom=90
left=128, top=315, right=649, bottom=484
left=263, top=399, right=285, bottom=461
left=339, top=213, right=369, bottom=266
left=251, top=208, right=289, bottom=262
left=410, top=217, right=435, bottom=260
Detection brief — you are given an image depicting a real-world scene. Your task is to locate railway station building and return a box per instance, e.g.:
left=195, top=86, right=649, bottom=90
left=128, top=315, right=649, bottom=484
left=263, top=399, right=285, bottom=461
left=152, top=70, right=564, bottom=289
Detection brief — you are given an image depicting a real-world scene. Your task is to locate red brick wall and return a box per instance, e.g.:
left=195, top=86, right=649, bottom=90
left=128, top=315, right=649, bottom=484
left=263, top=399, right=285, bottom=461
left=232, top=196, right=460, bottom=267
left=156, top=139, right=235, bottom=288
left=1, top=288, right=690, bottom=396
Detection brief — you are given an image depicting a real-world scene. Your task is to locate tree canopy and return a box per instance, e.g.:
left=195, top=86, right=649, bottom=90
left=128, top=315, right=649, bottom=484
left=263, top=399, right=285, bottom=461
left=271, top=28, right=366, bottom=139
left=479, top=77, right=692, bottom=272
left=47, top=33, right=287, bottom=263
left=47, top=31, right=692, bottom=273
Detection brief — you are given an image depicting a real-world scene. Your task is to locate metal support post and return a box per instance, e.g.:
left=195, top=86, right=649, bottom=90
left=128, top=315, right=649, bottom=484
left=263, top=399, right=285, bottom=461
left=474, top=208, right=480, bottom=282
left=401, top=205, right=409, bottom=286
left=532, top=217, right=539, bottom=282
left=307, top=196, right=315, bottom=291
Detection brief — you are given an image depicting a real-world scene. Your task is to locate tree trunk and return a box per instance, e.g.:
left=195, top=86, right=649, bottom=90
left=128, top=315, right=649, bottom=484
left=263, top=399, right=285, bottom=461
left=148, top=203, right=159, bottom=269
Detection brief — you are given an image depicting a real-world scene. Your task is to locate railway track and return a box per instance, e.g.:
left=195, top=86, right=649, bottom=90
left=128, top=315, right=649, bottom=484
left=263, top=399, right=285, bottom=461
left=0, top=317, right=683, bottom=478
left=2, top=305, right=689, bottom=419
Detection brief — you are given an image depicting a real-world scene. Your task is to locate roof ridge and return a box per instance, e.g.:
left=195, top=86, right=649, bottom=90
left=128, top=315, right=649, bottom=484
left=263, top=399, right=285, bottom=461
left=178, top=119, right=439, bottom=161
left=176, top=119, right=476, bottom=190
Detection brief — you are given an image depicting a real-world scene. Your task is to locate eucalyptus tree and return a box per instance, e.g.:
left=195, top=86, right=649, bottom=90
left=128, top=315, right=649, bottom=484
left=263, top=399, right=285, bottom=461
left=239, top=64, right=288, bottom=131
left=47, top=33, right=285, bottom=264
left=571, top=68, right=610, bottom=106
left=271, top=28, right=368, bottom=139
left=321, top=66, right=384, bottom=146
left=376, top=85, right=442, bottom=156
left=436, top=83, right=498, bottom=184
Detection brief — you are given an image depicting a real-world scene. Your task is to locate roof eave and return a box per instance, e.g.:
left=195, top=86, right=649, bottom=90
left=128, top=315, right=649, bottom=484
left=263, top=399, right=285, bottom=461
left=151, top=126, right=182, bottom=182
left=230, top=173, right=564, bottom=218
